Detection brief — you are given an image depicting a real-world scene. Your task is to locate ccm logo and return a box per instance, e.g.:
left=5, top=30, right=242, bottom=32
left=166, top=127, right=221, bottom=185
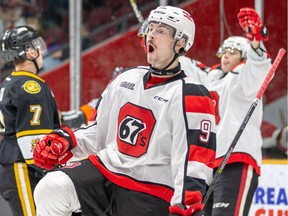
left=154, top=96, right=169, bottom=102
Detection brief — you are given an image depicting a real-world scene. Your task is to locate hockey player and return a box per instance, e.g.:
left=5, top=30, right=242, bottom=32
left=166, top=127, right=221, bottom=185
left=202, top=8, right=272, bottom=216
left=139, top=8, right=276, bottom=215
left=32, top=5, right=216, bottom=216
left=0, top=26, right=61, bottom=216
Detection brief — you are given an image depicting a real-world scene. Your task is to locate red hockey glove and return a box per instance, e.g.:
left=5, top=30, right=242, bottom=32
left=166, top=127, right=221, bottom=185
left=237, top=7, right=269, bottom=41
left=169, top=203, right=204, bottom=216
left=33, top=127, right=77, bottom=170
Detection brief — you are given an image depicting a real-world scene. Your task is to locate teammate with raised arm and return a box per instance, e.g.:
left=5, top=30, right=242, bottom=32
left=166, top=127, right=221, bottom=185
left=32, top=6, right=216, bottom=216
left=0, top=26, right=61, bottom=216
left=202, top=8, right=272, bottom=216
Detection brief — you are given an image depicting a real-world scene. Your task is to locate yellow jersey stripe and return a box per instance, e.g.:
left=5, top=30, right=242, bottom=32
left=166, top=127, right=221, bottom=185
left=16, top=129, right=53, bottom=138
left=14, top=163, right=36, bottom=216
left=23, top=164, right=36, bottom=216
left=11, top=71, right=45, bottom=82
left=25, top=159, right=34, bottom=165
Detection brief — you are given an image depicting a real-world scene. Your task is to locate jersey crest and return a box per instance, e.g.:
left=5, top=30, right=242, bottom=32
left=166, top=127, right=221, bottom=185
left=117, top=102, right=156, bottom=157
left=23, top=80, right=41, bottom=94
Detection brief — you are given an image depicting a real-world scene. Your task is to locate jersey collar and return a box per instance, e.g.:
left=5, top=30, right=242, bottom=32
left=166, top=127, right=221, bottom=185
left=11, top=71, right=45, bottom=82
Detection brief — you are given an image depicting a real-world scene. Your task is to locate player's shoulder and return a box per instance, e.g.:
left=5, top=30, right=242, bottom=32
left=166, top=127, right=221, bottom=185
left=180, top=56, right=209, bottom=69
left=230, top=61, right=245, bottom=73
left=108, top=66, right=149, bottom=87
left=11, top=72, right=51, bottom=95
left=6, top=71, right=46, bottom=88
left=182, top=78, right=211, bottom=97
left=114, top=66, right=149, bottom=79
left=123, top=66, right=149, bottom=74
left=182, top=74, right=202, bottom=85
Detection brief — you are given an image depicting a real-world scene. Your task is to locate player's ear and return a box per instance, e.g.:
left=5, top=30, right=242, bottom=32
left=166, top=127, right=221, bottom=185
left=176, top=38, right=186, bottom=55
left=26, top=48, right=36, bottom=58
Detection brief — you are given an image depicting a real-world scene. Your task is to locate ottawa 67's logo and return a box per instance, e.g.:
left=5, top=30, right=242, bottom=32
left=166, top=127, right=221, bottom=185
left=117, top=102, right=156, bottom=157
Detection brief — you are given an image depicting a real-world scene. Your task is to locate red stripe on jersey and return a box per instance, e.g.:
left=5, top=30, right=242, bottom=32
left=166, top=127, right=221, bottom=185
left=88, top=155, right=174, bottom=203
left=189, top=145, right=215, bottom=169
left=235, top=164, right=248, bottom=216
left=209, top=63, right=221, bottom=71
left=185, top=95, right=215, bottom=115
left=196, top=62, right=208, bottom=71
left=88, top=109, right=97, bottom=121
left=215, top=153, right=260, bottom=175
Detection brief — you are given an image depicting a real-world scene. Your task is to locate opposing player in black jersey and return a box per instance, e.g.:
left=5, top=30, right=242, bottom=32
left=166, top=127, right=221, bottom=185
left=33, top=6, right=216, bottom=216
left=0, top=26, right=61, bottom=216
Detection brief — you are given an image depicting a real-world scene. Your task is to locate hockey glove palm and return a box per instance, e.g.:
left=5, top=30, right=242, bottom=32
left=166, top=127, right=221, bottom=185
left=237, top=7, right=269, bottom=41
left=33, top=127, right=77, bottom=170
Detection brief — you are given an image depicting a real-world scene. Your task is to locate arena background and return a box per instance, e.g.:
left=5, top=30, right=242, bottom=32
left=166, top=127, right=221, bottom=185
left=41, top=0, right=287, bottom=128
left=0, top=0, right=286, bottom=215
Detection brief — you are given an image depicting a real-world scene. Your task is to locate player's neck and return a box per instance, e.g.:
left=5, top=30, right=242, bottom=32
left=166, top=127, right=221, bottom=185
left=15, top=63, right=37, bottom=74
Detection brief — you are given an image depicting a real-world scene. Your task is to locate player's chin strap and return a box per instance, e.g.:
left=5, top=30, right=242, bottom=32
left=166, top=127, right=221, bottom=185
left=149, top=42, right=185, bottom=76
left=32, top=58, right=40, bottom=75
left=26, top=49, right=40, bottom=74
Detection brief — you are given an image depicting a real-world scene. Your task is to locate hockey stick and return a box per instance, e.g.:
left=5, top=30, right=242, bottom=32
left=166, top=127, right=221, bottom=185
left=195, top=48, right=286, bottom=215
left=129, top=0, right=144, bottom=23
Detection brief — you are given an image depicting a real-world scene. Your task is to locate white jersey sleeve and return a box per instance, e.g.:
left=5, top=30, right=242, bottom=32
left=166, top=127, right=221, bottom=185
left=230, top=42, right=271, bottom=99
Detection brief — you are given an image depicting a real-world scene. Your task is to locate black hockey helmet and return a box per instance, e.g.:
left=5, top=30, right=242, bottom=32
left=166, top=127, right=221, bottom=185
left=0, top=25, right=47, bottom=62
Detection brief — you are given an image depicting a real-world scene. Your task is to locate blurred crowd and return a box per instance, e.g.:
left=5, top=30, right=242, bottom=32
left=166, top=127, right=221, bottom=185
left=0, top=0, right=128, bottom=77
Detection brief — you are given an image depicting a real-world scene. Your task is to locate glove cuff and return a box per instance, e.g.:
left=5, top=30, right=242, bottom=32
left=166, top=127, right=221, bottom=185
left=251, top=41, right=267, bottom=57
left=52, top=127, right=77, bottom=149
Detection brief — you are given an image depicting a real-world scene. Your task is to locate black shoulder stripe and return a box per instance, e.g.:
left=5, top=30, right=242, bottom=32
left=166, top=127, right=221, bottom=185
left=183, top=83, right=212, bottom=99
left=95, top=96, right=102, bottom=109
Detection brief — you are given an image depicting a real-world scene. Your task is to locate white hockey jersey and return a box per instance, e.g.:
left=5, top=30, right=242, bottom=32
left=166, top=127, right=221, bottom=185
left=205, top=43, right=272, bottom=175
left=72, top=67, right=216, bottom=207
left=179, top=56, right=209, bottom=84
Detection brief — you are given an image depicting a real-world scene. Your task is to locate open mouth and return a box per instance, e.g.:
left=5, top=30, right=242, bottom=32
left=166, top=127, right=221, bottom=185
left=148, top=44, right=155, bottom=53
